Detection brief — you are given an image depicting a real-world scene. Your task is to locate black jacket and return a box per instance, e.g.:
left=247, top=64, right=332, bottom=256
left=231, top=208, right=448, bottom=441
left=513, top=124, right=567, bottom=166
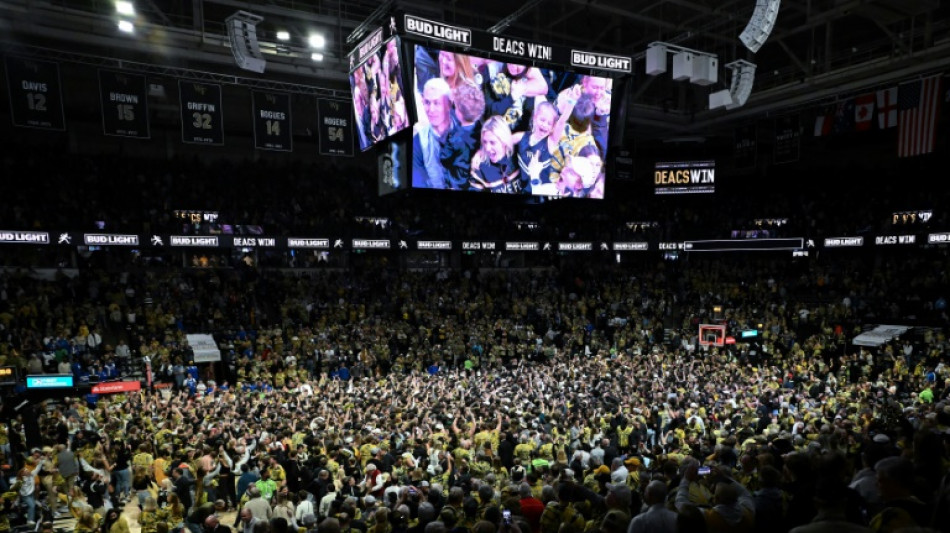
left=175, top=474, right=195, bottom=512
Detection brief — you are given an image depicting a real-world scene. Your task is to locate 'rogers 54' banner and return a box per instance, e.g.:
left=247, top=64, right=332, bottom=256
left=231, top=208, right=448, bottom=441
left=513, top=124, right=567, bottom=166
left=317, top=99, right=354, bottom=156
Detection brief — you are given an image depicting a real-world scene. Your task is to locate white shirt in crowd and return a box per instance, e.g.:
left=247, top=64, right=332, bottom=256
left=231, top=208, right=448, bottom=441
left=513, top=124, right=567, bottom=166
left=116, top=342, right=131, bottom=358
left=87, top=332, right=102, bottom=349
left=319, top=491, right=337, bottom=519
left=295, top=498, right=314, bottom=524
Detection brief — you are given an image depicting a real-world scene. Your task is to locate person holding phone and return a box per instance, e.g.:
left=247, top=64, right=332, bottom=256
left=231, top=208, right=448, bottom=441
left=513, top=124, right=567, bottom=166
left=673, top=458, right=713, bottom=511
left=676, top=463, right=755, bottom=532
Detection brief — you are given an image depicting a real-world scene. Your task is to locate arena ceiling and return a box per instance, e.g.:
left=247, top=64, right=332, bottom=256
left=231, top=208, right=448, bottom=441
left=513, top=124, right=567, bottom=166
left=2, top=0, right=949, bottom=142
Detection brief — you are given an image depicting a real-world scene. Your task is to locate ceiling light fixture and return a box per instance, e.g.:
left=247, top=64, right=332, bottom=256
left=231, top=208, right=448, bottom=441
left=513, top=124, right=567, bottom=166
left=115, top=1, right=135, bottom=16
left=308, top=34, right=326, bottom=49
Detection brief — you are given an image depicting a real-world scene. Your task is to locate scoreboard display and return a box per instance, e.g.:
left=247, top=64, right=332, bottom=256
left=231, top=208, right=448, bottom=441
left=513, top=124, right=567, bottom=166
left=654, top=160, right=716, bottom=195
left=409, top=44, right=613, bottom=198
left=26, top=374, right=74, bottom=389
left=348, top=25, right=410, bottom=152
left=389, top=13, right=632, bottom=199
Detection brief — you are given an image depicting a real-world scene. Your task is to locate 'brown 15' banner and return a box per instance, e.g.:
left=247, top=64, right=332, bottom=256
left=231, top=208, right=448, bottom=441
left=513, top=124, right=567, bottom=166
left=99, top=70, right=150, bottom=139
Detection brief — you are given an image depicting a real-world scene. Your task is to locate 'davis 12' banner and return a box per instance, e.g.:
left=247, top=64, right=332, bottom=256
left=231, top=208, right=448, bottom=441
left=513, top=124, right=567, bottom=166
left=179, top=80, right=224, bottom=145
left=317, top=99, right=354, bottom=157
left=98, top=70, right=150, bottom=139
left=5, top=56, right=66, bottom=131
left=252, top=90, right=292, bottom=152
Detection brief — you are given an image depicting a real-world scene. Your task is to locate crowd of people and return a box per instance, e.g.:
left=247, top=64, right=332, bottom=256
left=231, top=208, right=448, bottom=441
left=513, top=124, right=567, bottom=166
left=0, top=247, right=948, bottom=533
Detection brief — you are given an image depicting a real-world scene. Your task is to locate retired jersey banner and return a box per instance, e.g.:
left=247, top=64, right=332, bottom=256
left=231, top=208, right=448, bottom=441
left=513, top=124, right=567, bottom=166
left=179, top=80, right=224, bottom=145
left=252, top=91, right=292, bottom=152
left=317, top=99, right=354, bottom=156
left=773, top=114, right=801, bottom=164
left=99, top=70, right=150, bottom=138
left=5, top=56, right=65, bottom=131
left=733, top=123, right=757, bottom=170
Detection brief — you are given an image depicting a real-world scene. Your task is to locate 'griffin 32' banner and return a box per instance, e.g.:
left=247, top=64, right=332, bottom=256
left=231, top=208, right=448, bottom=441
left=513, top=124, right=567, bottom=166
left=179, top=81, right=224, bottom=145
left=99, top=70, right=150, bottom=139
left=252, top=91, right=292, bottom=152
left=317, top=99, right=354, bottom=156
left=5, top=56, right=65, bottom=131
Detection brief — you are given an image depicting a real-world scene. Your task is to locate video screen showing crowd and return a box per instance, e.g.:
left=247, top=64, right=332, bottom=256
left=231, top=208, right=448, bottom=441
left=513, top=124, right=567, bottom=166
left=351, top=37, right=411, bottom=151
left=411, top=45, right=612, bottom=198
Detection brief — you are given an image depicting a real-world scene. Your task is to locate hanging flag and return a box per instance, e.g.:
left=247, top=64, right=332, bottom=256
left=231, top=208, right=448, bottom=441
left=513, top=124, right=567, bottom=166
left=854, top=93, right=875, bottom=131
left=814, top=101, right=854, bottom=136
left=876, top=87, right=898, bottom=129
left=814, top=106, right=835, bottom=136
left=833, top=99, right=855, bottom=133
left=898, top=75, right=942, bottom=158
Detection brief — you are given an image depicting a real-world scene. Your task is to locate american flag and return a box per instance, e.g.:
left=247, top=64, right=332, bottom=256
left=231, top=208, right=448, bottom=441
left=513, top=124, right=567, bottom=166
left=898, top=75, right=942, bottom=158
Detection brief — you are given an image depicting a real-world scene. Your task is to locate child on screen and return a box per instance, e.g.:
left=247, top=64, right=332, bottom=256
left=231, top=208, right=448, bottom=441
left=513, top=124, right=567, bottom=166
left=513, top=87, right=579, bottom=195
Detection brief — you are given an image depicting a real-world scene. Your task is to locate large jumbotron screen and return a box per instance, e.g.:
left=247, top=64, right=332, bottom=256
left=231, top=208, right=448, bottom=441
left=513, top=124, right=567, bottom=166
left=409, top=44, right=612, bottom=199
left=350, top=35, right=411, bottom=152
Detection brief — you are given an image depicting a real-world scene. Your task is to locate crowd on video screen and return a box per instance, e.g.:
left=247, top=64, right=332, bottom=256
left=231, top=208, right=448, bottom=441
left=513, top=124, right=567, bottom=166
left=411, top=45, right=612, bottom=198
left=351, top=37, right=411, bottom=151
